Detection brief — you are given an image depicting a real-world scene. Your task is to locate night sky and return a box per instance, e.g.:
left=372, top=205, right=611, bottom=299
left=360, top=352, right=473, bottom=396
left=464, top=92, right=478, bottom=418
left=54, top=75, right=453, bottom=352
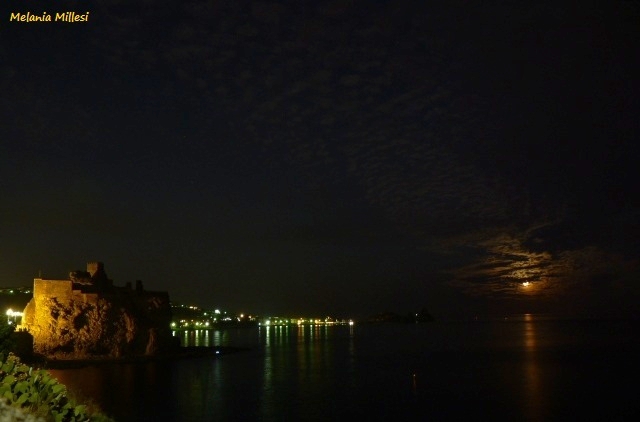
left=2, top=1, right=639, bottom=319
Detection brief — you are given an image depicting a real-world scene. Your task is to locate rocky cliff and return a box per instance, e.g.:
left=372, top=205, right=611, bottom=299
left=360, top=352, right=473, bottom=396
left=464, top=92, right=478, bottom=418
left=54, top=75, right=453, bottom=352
left=21, top=262, right=176, bottom=359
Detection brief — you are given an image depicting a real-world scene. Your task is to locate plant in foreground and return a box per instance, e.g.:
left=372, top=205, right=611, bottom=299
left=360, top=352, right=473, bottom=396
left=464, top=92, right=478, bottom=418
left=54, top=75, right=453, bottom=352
left=0, top=353, right=113, bottom=422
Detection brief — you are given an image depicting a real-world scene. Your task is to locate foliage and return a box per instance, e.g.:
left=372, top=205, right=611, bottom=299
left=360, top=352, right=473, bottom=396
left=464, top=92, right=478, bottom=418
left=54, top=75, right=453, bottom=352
left=0, top=318, right=15, bottom=356
left=0, top=353, right=113, bottom=422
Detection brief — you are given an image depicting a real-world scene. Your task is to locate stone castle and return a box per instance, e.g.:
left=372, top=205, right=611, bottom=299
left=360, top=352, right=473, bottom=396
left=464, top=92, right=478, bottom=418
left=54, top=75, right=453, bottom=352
left=20, top=262, right=175, bottom=358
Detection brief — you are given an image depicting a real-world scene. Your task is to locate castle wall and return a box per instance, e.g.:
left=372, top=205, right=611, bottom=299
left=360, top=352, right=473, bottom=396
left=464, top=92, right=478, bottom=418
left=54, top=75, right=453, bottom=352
left=34, top=278, right=73, bottom=302
left=21, top=279, right=73, bottom=330
left=21, top=299, right=36, bottom=326
left=31, top=279, right=100, bottom=306
left=71, top=290, right=99, bottom=305
left=22, top=279, right=97, bottom=337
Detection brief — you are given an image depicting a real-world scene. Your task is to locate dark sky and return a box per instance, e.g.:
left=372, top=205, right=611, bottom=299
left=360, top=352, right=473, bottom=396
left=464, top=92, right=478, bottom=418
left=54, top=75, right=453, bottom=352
left=2, top=1, right=639, bottom=319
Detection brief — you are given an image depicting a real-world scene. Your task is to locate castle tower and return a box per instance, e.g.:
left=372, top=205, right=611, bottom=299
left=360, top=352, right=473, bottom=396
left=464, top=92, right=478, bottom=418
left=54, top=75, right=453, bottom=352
left=86, top=261, right=104, bottom=278
left=86, top=261, right=112, bottom=289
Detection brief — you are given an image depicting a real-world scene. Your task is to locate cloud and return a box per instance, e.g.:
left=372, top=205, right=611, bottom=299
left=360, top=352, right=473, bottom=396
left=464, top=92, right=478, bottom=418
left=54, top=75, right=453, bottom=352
left=3, top=1, right=638, bottom=314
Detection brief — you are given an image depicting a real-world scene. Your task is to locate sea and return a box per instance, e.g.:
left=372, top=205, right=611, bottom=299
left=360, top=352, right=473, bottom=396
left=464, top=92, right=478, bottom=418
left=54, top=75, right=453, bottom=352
left=48, top=315, right=639, bottom=421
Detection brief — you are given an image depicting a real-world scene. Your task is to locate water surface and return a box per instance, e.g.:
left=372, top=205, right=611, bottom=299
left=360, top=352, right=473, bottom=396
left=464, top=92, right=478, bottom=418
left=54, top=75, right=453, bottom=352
left=49, top=317, right=640, bottom=421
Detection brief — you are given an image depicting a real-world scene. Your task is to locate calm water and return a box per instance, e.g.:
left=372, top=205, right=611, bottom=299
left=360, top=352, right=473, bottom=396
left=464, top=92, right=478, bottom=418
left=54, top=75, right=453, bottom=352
left=48, top=317, right=639, bottom=421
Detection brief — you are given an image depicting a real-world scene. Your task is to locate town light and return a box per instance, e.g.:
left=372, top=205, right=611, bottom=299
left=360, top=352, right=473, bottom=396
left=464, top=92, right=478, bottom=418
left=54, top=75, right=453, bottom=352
left=5, top=309, right=23, bottom=325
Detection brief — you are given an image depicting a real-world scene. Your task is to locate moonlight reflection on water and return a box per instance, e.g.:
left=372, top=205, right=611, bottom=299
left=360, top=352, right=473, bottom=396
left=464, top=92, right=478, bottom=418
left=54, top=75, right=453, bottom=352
left=46, top=320, right=640, bottom=421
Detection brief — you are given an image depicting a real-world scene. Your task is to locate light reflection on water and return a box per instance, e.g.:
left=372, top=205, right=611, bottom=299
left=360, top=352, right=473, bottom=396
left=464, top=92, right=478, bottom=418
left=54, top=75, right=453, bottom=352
left=522, top=314, right=543, bottom=421
left=48, top=318, right=639, bottom=421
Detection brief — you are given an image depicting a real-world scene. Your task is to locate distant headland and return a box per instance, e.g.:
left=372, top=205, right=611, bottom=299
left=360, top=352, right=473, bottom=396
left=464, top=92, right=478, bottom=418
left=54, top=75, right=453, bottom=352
left=365, top=308, right=435, bottom=324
